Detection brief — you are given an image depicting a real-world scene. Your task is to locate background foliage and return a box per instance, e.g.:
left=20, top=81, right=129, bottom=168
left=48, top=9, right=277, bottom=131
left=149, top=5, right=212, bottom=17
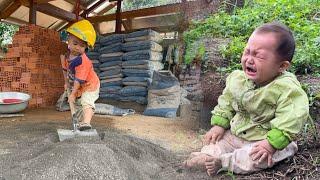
left=0, top=22, right=18, bottom=53
left=122, top=0, right=180, bottom=11
left=183, top=0, right=320, bottom=75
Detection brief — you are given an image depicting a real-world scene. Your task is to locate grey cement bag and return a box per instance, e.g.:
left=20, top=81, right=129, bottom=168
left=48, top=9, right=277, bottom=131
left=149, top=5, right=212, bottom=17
left=95, top=103, right=135, bottom=116
left=123, top=50, right=163, bottom=61
left=143, top=71, right=180, bottom=118
left=122, top=41, right=163, bottom=52
left=124, top=29, right=162, bottom=43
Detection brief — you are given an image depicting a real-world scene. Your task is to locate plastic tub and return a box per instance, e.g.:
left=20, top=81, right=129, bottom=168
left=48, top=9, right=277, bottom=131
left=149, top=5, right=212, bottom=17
left=0, top=92, right=31, bottom=114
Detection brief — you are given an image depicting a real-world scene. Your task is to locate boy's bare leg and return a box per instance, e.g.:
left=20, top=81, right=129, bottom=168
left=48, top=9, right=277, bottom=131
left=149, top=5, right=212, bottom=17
left=82, top=107, right=94, bottom=124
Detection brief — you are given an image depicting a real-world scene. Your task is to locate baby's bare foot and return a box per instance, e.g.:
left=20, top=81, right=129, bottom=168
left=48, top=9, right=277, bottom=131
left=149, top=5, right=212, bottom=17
left=205, top=156, right=222, bottom=176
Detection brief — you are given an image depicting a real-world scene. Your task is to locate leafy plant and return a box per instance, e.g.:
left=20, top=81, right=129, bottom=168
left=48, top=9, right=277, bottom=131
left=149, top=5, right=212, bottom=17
left=183, top=0, right=320, bottom=75
left=184, top=41, right=206, bottom=64
left=0, top=22, right=18, bottom=53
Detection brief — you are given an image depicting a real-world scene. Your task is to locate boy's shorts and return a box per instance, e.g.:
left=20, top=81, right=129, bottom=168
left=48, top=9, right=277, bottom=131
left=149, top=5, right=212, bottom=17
left=67, top=87, right=100, bottom=122
left=79, top=87, right=100, bottom=110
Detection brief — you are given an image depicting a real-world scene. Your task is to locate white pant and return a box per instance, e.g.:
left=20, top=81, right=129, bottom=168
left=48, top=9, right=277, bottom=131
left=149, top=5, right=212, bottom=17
left=197, top=131, right=297, bottom=174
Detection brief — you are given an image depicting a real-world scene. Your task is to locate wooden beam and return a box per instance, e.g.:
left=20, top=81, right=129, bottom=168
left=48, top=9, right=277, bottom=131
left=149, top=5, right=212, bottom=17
left=64, top=0, right=85, bottom=10
left=88, top=2, right=180, bottom=23
left=115, top=0, right=122, bottom=33
left=122, top=18, right=132, bottom=31
left=1, top=17, right=28, bottom=26
left=36, top=3, right=82, bottom=22
left=122, top=14, right=179, bottom=32
left=97, top=1, right=117, bottom=15
left=34, top=0, right=54, bottom=3
left=82, top=0, right=108, bottom=17
left=0, top=0, right=21, bottom=20
left=93, top=23, right=101, bottom=35
left=126, top=14, right=179, bottom=28
left=29, top=0, right=37, bottom=24
left=20, top=0, right=54, bottom=6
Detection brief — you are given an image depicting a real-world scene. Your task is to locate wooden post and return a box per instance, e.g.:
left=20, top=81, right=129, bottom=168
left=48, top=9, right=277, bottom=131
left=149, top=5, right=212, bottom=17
left=29, top=0, right=37, bottom=24
left=115, top=0, right=122, bottom=33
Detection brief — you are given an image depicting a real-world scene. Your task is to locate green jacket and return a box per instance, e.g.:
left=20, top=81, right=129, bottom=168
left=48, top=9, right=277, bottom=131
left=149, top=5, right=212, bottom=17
left=211, top=70, right=309, bottom=150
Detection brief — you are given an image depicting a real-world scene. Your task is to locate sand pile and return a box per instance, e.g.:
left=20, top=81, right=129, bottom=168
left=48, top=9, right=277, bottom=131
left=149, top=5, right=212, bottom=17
left=0, top=130, right=181, bottom=180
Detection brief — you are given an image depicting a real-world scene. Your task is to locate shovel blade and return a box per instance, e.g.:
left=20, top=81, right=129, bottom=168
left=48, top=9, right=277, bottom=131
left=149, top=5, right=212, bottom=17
left=57, top=129, right=99, bottom=141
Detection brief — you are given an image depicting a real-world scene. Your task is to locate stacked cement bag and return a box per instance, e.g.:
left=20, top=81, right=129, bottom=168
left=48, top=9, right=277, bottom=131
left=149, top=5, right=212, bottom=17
left=143, top=71, right=181, bottom=118
left=86, top=37, right=101, bottom=75
left=99, top=34, right=125, bottom=100
left=121, top=29, right=164, bottom=104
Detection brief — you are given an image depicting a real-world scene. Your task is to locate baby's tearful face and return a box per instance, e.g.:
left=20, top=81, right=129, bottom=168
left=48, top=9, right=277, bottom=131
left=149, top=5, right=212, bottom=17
left=241, top=32, right=284, bottom=86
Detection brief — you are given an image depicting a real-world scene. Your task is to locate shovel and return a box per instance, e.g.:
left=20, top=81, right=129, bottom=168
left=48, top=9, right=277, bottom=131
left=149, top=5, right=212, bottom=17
left=57, top=95, right=99, bottom=142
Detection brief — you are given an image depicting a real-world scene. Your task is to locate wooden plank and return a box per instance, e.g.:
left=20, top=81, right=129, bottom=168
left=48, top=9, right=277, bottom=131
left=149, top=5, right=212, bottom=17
left=122, top=18, right=132, bottom=31
left=64, top=0, right=85, bottom=10
left=97, top=1, right=117, bottom=15
left=36, top=3, right=81, bottom=22
left=123, top=14, right=180, bottom=33
left=126, top=14, right=179, bottom=29
left=115, top=0, right=122, bottom=33
left=0, top=0, right=21, bottom=19
left=82, top=0, right=108, bottom=17
left=87, top=2, right=181, bottom=23
left=1, top=17, right=28, bottom=26
left=0, top=114, right=24, bottom=118
left=19, top=0, right=54, bottom=6
left=29, top=0, right=36, bottom=24
left=34, top=0, right=54, bottom=3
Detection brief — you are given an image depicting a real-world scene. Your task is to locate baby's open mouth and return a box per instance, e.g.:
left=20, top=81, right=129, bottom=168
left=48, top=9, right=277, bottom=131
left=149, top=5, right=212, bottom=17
left=246, top=66, right=257, bottom=73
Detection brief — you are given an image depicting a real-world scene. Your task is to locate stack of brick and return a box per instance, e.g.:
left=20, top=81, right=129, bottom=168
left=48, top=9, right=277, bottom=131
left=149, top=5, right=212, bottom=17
left=0, top=25, right=67, bottom=108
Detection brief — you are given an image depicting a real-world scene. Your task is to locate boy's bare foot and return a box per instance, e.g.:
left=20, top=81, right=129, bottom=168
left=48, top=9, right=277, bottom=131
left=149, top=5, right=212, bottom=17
left=182, top=153, right=211, bottom=171
left=205, top=156, right=222, bottom=176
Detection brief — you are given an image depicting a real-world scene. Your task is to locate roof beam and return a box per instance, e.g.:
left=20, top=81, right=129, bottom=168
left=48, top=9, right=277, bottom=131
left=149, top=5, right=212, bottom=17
left=82, top=0, right=108, bottom=17
left=35, top=0, right=54, bottom=3
left=20, top=1, right=82, bottom=22
left=64, top=0, right=85, bottom=9
left=115, top=0, right=122, bottom=33
left=20, top=0, right=54, bottom=6
left=0, top=0, right=21, bottom=20
left=122, top=14, right=179, bottom=33
left=88, top=3, right=180, bottom=23
left=97, top=1, right=117, bottom=15
left=29, top=0, right=36, bottom=24
left=58, top=1, right=117, bottom=31
left=36, top=3, right=82, bottom=22
left=1, top=17, right=28, bottom=26
left=122, top=18, right=132, bottom=31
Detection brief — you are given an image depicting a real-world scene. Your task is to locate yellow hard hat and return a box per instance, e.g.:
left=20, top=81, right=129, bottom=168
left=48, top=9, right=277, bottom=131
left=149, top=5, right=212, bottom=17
left=66, top=19, right=96, bottom=48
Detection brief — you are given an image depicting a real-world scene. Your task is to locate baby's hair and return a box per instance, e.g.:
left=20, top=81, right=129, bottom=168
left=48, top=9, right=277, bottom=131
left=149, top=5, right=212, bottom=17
left=255, top=22, right=295, bottom=62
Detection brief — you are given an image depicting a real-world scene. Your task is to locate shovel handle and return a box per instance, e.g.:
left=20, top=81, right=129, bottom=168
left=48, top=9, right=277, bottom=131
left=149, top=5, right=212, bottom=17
left=67, top=91, right=78, bottom=131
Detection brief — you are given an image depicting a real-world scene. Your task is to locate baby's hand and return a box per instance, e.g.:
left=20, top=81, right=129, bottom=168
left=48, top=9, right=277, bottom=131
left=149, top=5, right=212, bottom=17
left=203, top=126, right=225, bottom=145
left=249, top=139, right=276, bottom=166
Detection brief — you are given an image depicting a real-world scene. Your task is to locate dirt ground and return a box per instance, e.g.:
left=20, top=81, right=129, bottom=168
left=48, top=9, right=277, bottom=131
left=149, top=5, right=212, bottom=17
left=0, top=106, right=320, bottom=179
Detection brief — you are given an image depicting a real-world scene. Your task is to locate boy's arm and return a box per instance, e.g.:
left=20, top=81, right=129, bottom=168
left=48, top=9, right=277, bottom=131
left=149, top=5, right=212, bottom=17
left=69, top=81, right=81, bottom=103
left=210, top=72, right=236, bottom=129
left=267, top=82, right=309, bottom=150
